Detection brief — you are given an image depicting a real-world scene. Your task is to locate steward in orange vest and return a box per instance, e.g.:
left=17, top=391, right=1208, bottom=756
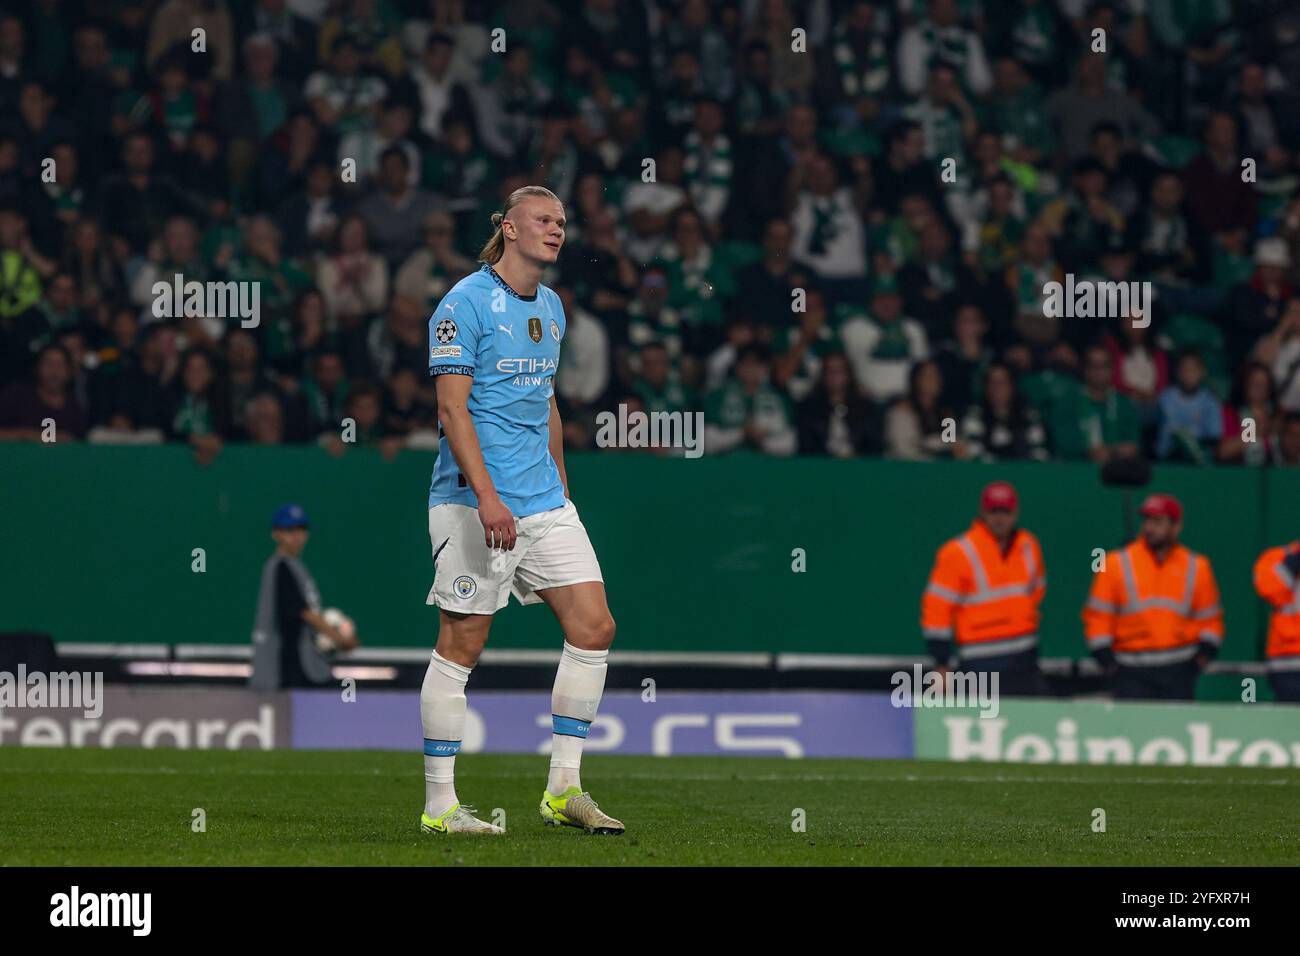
left=1083, top=493, right=1223, bottom=700
left=922, top=481, right=1049, bottom=696
left=1252, top=541, right=1300, bottom=702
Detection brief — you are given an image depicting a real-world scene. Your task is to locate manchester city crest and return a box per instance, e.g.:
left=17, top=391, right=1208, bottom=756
left=550, top=319, right=560, bottom=341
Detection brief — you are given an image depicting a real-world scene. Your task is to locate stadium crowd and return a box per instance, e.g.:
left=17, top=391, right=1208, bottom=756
left=3, top=0, right=1300, bottom=466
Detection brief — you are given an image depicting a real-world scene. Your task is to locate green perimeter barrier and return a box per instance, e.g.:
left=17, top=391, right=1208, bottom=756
left=0, top=444, right=1294, bottom=662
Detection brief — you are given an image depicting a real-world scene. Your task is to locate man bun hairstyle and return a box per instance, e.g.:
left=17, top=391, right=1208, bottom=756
left=478, top=185, right=562, bottom=264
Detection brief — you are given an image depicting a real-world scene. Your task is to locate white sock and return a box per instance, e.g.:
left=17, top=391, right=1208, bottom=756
left=421, top=649, right=472, bottom=818
left=548, top=641, right=608, bottom=794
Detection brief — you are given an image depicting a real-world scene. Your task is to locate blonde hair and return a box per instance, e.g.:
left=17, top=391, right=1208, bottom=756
left=478, top=185, right=562, bottom=264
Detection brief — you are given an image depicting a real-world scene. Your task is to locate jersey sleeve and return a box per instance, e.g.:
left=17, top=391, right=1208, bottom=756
left=548, top=287, right=567, bottom=340
left=428, top=290, right=483, bottom=377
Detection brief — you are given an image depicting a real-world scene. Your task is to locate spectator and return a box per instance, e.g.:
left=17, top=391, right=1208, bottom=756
left=788, top=153, right=869, bottom=301
left=962, top=362, right=1049, bottom=461
left=394, top=210, right=476, bottom=316
left=554, top=284, right=611, bottom=411
left=1254, top=296, right=1300, bottom=414
left=61, top=219, right=125, bottom=311
left=868, top=119, right=941, bottom=218
left=165, top=347, right=228, bottom=463
left=318, top=213, right=389, bottom=330
left=406, top=32, right=473, bottom=140
left=302, top=348, right=350, bottom=436
left=1045, top=52, right=1159, bottom=165
left=1230, top=239, right=1295, bottom=373
left=631, top=340, right=692, bottom=416
left=884, top=358, right=957, bottom=460
left=624, top=264, right=685, bottom=379
left=382, top=365, right=436, bottom=439
left=840, top=275, right=929, bottom=404
left=1048, top=343, right=1141, bottom=462
left=897, top=0, right=992, bottom=98
left=900, top=217, right=983, bottom=339
left=355, top=146, right=439, bottom=269
left=1104, top=318, right=1169, bottom=420
left=224, top=329, right=281, bottom=442
left=622, top=146, right=688, bottom=262
left=796, top=351, right=881, bottom=457
left=216, top=32, right=299, bottom=153
left=771, top=286, right=839, bottom=402
left=148, top=0, right=235, bottom=82
left=1276, top=414, right=1300, bottom=467
left=0, top=343, right=88, bottom=441
left=93, top=131, right=200, bottom=257
left=303, top=35, right=387, bottom=138
left=338, top=97, right=420, bottom=189
left=1182, top=111, right=1258, bottom=242
left=246, top=390, right=287, bottom=445
left=733, top=218, right=817, bottom=334
left=662, top=206, right=734, bottom=343
left=683, top=97, right=733, bottom=231
left=934, top=302, right=994, bottom=413
left=703, top=344, right=796, bottom=456
left=1219, top=361, right=1278, bottom=465
left=106, top=322, right=176, bottom=434
left=275, top=159, right=344, bottom=258
left=1036, top=158, right=1125, bottom=274
left=1156, top=350, right=1224, bottom=463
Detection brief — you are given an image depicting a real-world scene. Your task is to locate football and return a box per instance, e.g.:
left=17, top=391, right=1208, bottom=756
left=316, top=607, right=355, bottom=651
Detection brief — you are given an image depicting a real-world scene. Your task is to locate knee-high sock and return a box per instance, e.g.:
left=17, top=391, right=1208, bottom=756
left=548, top=642, right=608, bottom=793
left=421, top=649, right=472, bottom=817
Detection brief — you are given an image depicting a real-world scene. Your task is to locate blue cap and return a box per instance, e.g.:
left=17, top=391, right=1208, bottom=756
left=272, top=503, right=310, bottom=529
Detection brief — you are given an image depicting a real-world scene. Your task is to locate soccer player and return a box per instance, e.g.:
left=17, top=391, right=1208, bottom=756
left=419, top=185, right=623, bottom=835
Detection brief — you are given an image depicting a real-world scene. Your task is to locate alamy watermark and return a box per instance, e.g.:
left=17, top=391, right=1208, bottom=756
left=1043, top=276, right=1152, bottom=328
left=151, top=273, right=260, bottom=328
left=594, top=404, right=705, bottom=458
left=50, top=886, right=151, bottom=936
left=0, top=665, right=104, bottom=719
left=889, top=663, right=1000, bottom=719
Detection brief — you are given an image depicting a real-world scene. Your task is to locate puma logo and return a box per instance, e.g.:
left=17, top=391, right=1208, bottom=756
left=498, top=324, right=514, bottom=340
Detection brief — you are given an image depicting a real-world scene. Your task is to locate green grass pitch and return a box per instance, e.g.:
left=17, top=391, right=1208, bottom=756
left=3, top=748, right=1298, bottom=866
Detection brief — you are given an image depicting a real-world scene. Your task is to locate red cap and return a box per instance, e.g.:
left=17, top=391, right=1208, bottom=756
left=1139, top=493, right=1183, bottom=522
left=980, top=481, right=1018, bottom=512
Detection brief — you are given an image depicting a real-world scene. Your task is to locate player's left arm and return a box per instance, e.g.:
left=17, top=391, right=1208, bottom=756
left=549, top=394, right=570, bottom=499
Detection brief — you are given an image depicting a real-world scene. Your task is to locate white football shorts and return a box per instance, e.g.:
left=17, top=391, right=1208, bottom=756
left=426, top=500, right=604, bottom=614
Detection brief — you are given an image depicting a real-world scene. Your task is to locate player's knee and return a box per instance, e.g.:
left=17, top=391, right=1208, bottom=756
left=572, top=613, right=615, bottom=650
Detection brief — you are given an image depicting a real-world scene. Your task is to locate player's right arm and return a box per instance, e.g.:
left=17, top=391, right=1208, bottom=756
left=435, top=373, right=517, bottom=550
left=429, top=293, right=517, bottom=550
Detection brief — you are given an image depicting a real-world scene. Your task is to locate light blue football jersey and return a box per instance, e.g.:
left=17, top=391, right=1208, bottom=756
left=427, top=263, right=567, bottom=517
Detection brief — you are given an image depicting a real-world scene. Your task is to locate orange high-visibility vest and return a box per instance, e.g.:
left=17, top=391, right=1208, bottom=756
left=1083, top=539, right=1223, bottom=665
left=1252, top=542, right=1300, bottom=667
left=922, top=520, right=1045, bottom=658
